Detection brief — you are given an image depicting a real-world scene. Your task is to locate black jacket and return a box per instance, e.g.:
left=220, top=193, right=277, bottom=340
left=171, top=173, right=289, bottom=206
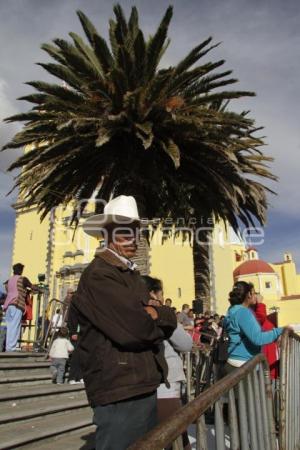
left=72, top=249, right=177, bottom=406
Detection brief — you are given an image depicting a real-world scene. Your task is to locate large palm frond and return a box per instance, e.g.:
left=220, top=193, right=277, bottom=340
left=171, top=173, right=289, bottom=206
left=2, top=5, right=277, bottom=303
left=3, top=4, right=275, bottom=223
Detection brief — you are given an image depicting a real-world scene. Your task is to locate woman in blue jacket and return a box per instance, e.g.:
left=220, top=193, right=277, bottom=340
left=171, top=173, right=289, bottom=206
left=224, top=281, right=284, bottom=373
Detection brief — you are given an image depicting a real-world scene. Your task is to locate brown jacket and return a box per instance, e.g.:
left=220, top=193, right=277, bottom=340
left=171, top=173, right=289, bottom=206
left=4, top=276, right=32, bottom=312
left=72, top=249, right=177, bottom=406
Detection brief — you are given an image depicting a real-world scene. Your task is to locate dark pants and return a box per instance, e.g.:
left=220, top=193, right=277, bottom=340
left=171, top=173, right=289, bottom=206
left=68, top=342, right=82, bottom=381
left=223, top=362, right=243, bottom=398
left=224, top=361, right=239, bottom=375
left=157, top=398, right=191, bottom=450
left=93, top=391, right=157, bottom=450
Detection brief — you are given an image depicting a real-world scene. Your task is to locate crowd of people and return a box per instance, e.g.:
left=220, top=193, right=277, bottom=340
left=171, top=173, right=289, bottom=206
left=0, top=195, right=293, bottom=450
left=0, top=275, right=84, bottom=385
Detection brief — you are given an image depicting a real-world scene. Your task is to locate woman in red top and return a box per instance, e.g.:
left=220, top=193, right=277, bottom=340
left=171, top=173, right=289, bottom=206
left=190, top=318, right=203, bottom=345
left=253, top=294, right=279, bottom=379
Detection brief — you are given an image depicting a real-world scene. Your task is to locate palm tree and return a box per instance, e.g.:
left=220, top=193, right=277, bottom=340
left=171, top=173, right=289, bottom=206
left=2, top=5, right=276, bottom=308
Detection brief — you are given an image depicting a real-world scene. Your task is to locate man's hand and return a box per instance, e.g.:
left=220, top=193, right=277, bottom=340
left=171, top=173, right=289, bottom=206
left=30, top=284, right=40, bottom=294
left=144, top=306, right=158, bottom=320
left=148, top=299, right=161, bottom=307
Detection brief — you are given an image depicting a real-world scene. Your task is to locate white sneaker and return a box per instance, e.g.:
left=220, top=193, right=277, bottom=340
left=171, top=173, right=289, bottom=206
left=69, top=380, right=78, bottom=385
left=79, top=379, right=84, bottom=384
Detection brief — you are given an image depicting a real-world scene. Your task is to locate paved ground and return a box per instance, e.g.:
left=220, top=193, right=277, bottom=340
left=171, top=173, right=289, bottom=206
left=188, top=424, right=230, bottom=449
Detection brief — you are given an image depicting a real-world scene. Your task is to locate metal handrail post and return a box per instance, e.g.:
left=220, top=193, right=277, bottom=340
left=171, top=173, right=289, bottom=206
left=43, top=298, right=70, bottom=357
left=279, top=329, right=300, bottom=450
left=186, top=352, right=192, bottom=402
left=33, top=290, right=42, bottom=343
left=128, top=355, right=276, bottom=450
left=40, top=285, right=49, bottom=343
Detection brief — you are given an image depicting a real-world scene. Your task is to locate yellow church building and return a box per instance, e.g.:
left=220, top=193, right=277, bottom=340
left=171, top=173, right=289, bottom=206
left=12, top=196, right=245, bottom=308
left=10, top=140, right=300, bottom=333
left=232, top=247, right=300, bottom=326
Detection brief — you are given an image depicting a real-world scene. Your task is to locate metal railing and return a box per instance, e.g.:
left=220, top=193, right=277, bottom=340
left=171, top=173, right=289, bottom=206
left=129, top=354, right=276, bottom=450
left=18, top=296, right=70, bottom=353
left=279, top=329, right=300, bottom=450
left=18, top=285, right=49, bottom=350
left=184, top=343, right=216, bottom=401
left=42, top=298, right=70, bottom=354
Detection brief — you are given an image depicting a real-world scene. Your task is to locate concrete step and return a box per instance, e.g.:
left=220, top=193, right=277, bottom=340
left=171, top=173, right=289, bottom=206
left=0, top=382, right=85, bottom=402
left=0, top=390, right=88, bottom=424
left=0, top=407, right=93, bottom=449
left=18, top=425, right=96, bottom=449
left=0, top=362, right=50, bottom=378
left=0, top=352, right=46, bottom=357
left=0, top=352, right=91, bottom=448
left=0, top=352, right=47, bottom=363
left=0, top=362, right=50, bottom=369
left=0, top=390, right=87, bottom=412
left=0, top=373, right=53, bottom=386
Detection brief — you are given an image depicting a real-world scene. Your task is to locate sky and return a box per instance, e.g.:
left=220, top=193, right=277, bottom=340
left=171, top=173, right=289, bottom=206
left=0, top=0, right=299, bottom=282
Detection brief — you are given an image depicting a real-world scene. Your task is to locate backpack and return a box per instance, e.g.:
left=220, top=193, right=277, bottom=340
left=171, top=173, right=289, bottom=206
left=212, top=328, right=230, bottom=364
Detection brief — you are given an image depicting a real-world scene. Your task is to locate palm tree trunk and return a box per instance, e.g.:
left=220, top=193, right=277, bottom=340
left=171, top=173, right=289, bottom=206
left=132, top=235, right=150, bottom=275
left=192, top=228, right=213, bottom=313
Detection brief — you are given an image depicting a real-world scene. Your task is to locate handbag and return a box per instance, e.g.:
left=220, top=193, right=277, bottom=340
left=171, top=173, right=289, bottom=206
left=212, top=328, right=230, bottom=364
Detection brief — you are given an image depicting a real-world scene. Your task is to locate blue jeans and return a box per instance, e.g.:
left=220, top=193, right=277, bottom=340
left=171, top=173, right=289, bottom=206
left=5, top=306, right=22, bottom=351
left=93, top=391, right=157, bottom=450
left=50, top=358, right=67, bottom=383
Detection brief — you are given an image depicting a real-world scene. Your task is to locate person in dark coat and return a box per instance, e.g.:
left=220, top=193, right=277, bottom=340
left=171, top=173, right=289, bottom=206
left=73, top=195, right=177, bottom=450
left=67, top=301, right=83, bottom=384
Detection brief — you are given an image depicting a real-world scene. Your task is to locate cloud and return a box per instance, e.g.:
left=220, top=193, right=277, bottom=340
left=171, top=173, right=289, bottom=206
left=173, top=1, right=300, bottom=218
left=0, top=227, right=14, bottom=283
left=0, top=78, right=22, bottom=169
left=0, top=80, right=20, bottom=224
left=258, top=210, right=300, bottom=270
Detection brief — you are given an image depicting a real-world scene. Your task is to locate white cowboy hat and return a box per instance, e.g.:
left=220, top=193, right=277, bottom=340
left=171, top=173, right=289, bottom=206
left=83, top=195, right=140, bottom=237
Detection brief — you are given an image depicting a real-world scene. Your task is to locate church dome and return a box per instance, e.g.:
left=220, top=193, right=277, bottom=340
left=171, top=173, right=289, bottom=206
left=234, top=259, right=275, bottom=278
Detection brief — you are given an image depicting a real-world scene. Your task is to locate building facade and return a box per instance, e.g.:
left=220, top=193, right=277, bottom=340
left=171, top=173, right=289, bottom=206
left=11, top=194, right=300, bottom=327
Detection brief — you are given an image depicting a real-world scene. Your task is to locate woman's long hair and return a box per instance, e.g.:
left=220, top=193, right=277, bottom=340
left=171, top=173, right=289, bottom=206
left=229, top=281, right=253, bottom=306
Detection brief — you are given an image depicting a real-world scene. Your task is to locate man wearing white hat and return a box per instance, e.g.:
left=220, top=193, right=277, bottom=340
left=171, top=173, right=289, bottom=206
left=72, top=195, right=177, bottom=450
